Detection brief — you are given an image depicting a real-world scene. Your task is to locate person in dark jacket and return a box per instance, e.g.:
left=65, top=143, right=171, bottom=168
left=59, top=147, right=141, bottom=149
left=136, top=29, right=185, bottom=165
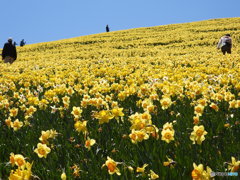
left=20, top=39, right=26, bottom=47
left=2, top=38, right=17, bottom=64
left=106, top=25, right=110, bottom=32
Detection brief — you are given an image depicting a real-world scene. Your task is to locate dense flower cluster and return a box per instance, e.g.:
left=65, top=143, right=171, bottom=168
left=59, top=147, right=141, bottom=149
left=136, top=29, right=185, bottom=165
left=0, top=18, right=240, bottom=179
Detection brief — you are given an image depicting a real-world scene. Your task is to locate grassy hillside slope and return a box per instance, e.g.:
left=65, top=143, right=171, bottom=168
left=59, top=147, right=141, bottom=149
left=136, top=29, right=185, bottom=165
left=0, top=18, right=240, bottom=179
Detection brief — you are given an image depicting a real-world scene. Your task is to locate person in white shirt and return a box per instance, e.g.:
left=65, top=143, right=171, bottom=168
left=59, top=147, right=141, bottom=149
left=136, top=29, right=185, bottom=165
left=217, top=34, right=232, bottom=55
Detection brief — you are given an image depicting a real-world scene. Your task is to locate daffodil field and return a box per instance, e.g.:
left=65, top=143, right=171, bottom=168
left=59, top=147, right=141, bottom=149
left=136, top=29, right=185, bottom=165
left=1, top=18, right=240, bottom=179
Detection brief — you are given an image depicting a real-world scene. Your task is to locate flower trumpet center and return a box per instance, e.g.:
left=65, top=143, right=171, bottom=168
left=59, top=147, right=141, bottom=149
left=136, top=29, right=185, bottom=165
left=232, top=165, right=239, bottom=172
left=16, top=158, right=25, bottom=166
left=164, top=132, right=172, bottom=139
left=85, top=140, right=90, bottom=147
left=74, top=110, right=80, bottom=115
left=38, top=149, right=46, bottom=155
left=107, top=163, right=116, bottom=172
left=196, top=129, right=204, bottom=136
left=191, top=169, right=201, bottom=179
left=131, top=134, right=137, bottom=140
left=195, top=107, right=203, bottom=113
left=112, top=109, right=118, bottom=115
left=162, top=101, right=169, bottom=106
left=137, top=133, right=145, bottom=140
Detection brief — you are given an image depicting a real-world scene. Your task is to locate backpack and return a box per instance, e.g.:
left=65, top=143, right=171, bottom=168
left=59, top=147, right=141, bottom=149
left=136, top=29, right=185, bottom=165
left=223, top=37, right=231, bottom=47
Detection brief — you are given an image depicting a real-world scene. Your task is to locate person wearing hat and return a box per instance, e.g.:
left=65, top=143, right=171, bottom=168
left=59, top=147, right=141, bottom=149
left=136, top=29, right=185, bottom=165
left=217, top=34, right=232, bottom=55
left=2, top=37, right=17, bottom=64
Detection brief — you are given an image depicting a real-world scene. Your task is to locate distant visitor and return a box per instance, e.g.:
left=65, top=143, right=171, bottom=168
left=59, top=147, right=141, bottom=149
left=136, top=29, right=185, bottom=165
left=20, top=39, right=26, bottom=47
left=106, top=25, right=110, bottom=32
left=2, top=38, right=17, bottom=64
left=217, top=34, right=232, bottom=55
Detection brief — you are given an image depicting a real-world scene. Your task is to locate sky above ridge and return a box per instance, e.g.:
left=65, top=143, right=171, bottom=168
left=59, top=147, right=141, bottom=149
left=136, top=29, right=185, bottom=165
left=0, top=0, right=239, bottom=46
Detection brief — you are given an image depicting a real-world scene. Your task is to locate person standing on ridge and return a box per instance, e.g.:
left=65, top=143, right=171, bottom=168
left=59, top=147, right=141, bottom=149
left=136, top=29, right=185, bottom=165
left=217, top=34, right=232, bottom=55
left=106, top=25, right=110, bottom=32
left=2, top=37, right=17, bottom=64
left=20, top=39, right=26, bottom=47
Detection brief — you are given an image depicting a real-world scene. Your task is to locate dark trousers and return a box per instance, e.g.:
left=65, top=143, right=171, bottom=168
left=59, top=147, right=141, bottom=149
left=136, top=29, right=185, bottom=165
left=221, top=45, right=231, bottom=55
left=3, top=56, right=15, bottom=64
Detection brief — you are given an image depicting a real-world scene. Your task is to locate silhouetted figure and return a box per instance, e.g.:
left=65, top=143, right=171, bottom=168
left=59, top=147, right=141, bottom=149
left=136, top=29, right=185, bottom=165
left=13, top=41, right=18, bottom=46
left=217, top=34, right=232, bottom=55
left=20, top=39, right=26, bottom=47
left=106, top=25, right=110, bottom=32
left=2, top=38, right=17, bottom=64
